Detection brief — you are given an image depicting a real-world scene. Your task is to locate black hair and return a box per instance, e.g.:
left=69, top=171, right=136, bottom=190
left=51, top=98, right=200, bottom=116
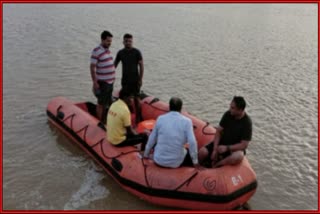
left=169, top=97, right=183, bottom=112
left=101, top=31, right=113, bottom=40
left=123, top=33, right=133, bottom=39
left=232, top=96, right=246, bottom=110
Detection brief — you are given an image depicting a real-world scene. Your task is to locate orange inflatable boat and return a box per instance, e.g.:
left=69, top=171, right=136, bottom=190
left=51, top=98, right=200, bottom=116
left=46, top=92, right=257, bottom=210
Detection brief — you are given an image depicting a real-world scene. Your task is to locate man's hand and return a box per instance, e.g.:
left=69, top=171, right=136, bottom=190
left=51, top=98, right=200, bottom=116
left=140, top=150, right=146, bottom=156
left=142, top=154, right=149, bottom=160
left=93, top=81, right=99, bottom=91
left=143, top=129, right=151, bottom=136
left=194, top=163, right=204, bottom=171
left=217, top=145, right=228, bottom=154
left=210, top=149, right=218, bottom=162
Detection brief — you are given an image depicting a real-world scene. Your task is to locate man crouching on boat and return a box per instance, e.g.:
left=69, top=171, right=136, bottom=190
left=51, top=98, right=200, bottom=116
left=143, top=97, right=201, bottom=169
left=198, top=96, right=252, bottom=168
left=106, top=89, right=148, bottom=150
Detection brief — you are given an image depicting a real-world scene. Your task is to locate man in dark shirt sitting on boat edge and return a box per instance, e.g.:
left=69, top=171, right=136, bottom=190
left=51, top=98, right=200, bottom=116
left=198, top=96, right=252, bottom=168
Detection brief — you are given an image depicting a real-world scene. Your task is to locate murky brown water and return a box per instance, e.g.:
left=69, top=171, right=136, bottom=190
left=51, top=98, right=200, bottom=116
left=3, top=4, right=318, bottom=210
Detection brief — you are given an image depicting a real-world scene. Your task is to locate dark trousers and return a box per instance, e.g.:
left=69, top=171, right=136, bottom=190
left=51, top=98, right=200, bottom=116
left=180, top=149, right=194, bottom=167
left=154, top=149, right=194, bottom=168
left=122, top=82, right=143, bottom=124
left=115, top=133, right=148, bottom=150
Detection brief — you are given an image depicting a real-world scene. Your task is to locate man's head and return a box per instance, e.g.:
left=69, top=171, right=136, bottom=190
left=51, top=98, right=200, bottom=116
left=119, top=88, right=131, bottom=101
left=230, top=96, right=246, bottom=117
left=101, top=31, right=113, bottom=48
left=169, top=97, right=183, bottom=112
left=123, top=33, right=133, bottom=49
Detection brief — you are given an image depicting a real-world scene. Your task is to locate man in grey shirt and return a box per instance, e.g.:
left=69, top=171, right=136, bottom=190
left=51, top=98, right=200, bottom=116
left=143, top=97, right=201, bottom=169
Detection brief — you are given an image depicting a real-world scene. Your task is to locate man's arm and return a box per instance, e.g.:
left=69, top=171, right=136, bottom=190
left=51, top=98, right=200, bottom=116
left=137, top=50, right=144, bottom=86
left=229, top=140, right=249, bottom=152
left=212, top=111, right=230, bottom=159
left=90, top=63, right=99, bottom=90
left=114, top=51, right=121, bottom=68
left=144, top=122, right=158, bottom=158
left=138, top=59, right=144, bottom=85
left=125, top=126, right=138, bottom=136
left=186, top=120, right=199, bottom=166
left=211, top=126, right=223, bottom=161
left=90, top=49, right=99, bottom=90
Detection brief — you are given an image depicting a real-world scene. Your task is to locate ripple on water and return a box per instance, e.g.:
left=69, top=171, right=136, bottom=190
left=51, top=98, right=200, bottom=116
left=63, top=162, right=109, bottom=210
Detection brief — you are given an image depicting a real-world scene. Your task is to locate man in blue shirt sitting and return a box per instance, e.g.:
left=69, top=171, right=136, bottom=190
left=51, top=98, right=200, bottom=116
left=143, top=97, right=201, bottom=169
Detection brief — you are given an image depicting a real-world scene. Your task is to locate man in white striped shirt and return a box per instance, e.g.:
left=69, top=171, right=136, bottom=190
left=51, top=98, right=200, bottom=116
left=90, top=31, right=115, bottom=124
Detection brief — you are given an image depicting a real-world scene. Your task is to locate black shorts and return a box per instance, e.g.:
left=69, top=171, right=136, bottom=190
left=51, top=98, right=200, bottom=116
left=94, top=81, right=113, bottom=106
left=115, top=133, right=148, bottom=149
left=121, top=82, right=140, bottom=96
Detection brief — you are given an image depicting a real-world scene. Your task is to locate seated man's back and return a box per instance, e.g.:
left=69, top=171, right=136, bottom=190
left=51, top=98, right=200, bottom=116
left=144, top=97, right=199, bottom=168
left=107, top=98, right=130, bottom=145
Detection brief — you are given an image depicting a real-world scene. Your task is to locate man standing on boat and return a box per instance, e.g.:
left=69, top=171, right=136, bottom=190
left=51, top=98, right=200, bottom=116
left=143, top=97, right=201, bottom=169
left=114, top=33, right=144, bottom=123
left=90, top=30, right=115, bottom=124
left=198, top=96, right=252, bottom=168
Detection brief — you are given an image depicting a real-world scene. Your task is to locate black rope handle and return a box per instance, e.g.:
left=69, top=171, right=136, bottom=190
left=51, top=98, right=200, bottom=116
left=92, top=137, right=150, bottom=187
left=145, top=100, right=168, bottom=113
left=202, top=122, right=216, bottom=135
left=140, top=157, right=199, bottom=190
left=146, top=100, right=211, bottom=134
left=56, top=105, right=65, bottom=120
left=96, top=139, right=139, bottom=159
left=57, top=105, right=62, bottom=114
left=62, top=113, right=76, bottom=130
left=91, top=138, right=104, bottom=148
left=141, top=158, right=151, bottom=188
left=75, top=125, right=89, bottom=142
left=174, top=171, right=199, bottom=191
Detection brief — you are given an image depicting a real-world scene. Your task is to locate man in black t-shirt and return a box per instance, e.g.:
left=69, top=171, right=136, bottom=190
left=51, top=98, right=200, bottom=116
left=114, top=33, right=144, bottom=95
left=114, top=33, right=144, bottom=124
left=198, top=96, right=252, bottom=168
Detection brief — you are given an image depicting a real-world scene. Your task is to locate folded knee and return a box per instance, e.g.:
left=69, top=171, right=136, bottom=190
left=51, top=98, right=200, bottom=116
left=230, top=151, right=244, bottom=165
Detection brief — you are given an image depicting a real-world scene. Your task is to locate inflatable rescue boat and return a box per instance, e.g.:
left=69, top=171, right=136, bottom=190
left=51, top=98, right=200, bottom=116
left=46, top=92, right=257, bottom=210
